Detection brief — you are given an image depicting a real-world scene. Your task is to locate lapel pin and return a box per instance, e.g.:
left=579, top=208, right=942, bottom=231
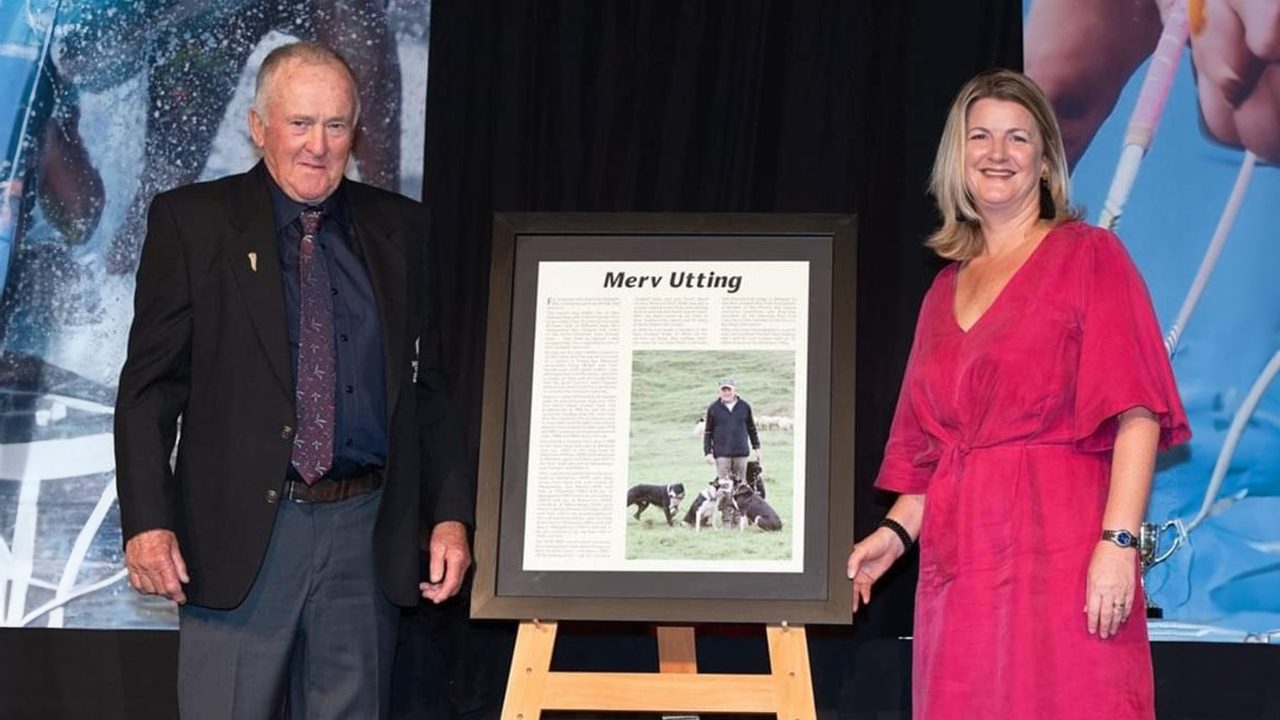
left=247, top=252, right=258, bottom=272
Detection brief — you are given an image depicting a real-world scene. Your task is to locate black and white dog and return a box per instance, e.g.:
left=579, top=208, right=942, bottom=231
left=682, top=477, right=734, bottom=529
left=692, top=485, right=735, bottom=532
left=627, top=483, right=686, bottom=526
left=730, top=483, right=782, bottom=531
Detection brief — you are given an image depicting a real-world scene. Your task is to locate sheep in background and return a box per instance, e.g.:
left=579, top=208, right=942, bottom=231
left=755, top=414, right=795, bottom=432
left=692, top=417, right=706, bottom=437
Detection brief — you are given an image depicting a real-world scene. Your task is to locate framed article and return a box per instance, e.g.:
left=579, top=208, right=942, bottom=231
left=471, top=213, right=856, bottom=624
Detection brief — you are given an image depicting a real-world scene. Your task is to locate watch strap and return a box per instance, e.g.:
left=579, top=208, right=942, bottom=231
left=1101, top=528, right=1138, bottom=548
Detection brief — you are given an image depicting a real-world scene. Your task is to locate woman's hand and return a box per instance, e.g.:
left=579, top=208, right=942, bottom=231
left=1085, top=541, right=1139, bottom=638
left=847, top=528, right=905, bottom=612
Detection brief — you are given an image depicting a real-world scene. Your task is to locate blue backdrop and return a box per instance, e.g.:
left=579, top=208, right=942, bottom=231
left=1026, top=0, right=1279, bottom=642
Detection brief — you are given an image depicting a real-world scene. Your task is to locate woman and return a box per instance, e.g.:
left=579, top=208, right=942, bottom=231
left=846, top=70, right=1189, bottom=719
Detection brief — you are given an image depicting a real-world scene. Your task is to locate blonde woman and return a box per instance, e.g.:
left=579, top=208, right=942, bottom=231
left=847, top=70, right=1189, bottom=719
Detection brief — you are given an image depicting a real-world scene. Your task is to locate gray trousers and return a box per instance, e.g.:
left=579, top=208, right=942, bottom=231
left=715, top=456, right=748, bottom=486
left=178, top=488, right=399, bottom=720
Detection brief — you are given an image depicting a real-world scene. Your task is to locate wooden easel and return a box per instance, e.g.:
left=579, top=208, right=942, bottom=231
left=501, top=620, right=817, bottom=720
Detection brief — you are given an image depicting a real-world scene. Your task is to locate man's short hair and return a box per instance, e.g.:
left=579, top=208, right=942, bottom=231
left=253, top=41, right=361, bottom=124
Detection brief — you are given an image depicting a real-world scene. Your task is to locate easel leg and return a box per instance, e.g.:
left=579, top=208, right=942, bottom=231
left=501, top=620, right=558, bottom=720
left=767, top=624, right=817, bottom=720
left=656, top=625, right=697, bottom=673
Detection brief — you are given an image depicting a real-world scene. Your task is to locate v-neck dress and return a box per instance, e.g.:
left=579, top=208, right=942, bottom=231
left=875, top=221, right=1190, bottom=719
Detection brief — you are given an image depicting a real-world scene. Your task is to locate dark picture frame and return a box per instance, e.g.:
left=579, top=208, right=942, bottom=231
left=471, top=213, right=856, bottom=624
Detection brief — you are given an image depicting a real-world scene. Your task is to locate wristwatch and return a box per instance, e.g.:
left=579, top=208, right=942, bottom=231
left=1101, top=528, right=1138, bottom=549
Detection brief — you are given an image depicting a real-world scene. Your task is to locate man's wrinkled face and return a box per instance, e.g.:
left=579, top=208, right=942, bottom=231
left=249, top=59, right=357, bottom=203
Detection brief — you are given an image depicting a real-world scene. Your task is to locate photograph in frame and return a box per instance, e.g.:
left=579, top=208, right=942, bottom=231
left=625, top=349, right=796, bottom=565
left=472, top=213, right=856, bottom=624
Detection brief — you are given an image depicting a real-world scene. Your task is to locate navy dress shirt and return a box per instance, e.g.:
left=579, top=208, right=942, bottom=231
left=267, top=175, right=387, bottom=479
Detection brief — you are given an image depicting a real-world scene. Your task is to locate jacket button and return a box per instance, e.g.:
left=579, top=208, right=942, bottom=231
left=281, top=425, right=294, bottom=439
left=265, top=489, right=279, bottom=504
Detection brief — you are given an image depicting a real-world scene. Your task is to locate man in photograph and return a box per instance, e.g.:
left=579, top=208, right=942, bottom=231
left=702, top=377, right=761, bottom=487
left=114, top=41, right=471, bottom=718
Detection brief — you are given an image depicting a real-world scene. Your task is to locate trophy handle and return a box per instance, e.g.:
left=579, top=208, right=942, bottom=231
left=1139, top=519, right=1187, bottom=571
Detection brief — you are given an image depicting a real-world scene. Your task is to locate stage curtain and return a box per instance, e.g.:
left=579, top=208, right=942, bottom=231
left=417, top=1, right=1020, bottom=716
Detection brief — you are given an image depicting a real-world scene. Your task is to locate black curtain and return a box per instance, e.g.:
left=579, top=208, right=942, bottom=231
left=408, top=1, right=1021, bottom=717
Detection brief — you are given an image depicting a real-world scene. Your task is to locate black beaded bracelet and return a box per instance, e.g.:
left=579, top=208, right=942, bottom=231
left=878, top=517, right=914, bottom=551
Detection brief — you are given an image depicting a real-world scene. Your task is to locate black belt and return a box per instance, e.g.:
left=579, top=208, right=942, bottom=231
left=285, top=469, right=383, bottom=504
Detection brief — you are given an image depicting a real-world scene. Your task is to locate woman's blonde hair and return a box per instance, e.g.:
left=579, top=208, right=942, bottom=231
left=925, top=69, right=1080, bottom=260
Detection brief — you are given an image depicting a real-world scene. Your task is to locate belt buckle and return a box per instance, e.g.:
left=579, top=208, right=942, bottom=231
left=286, top=479, right=313, bottom=504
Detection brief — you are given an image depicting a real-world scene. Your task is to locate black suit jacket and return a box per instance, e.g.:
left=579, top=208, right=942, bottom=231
left=115, top=162, right=471, bottom=609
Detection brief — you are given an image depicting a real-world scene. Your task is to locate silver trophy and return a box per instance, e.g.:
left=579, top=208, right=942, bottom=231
left=1139, top=520, right=1186, bottom=619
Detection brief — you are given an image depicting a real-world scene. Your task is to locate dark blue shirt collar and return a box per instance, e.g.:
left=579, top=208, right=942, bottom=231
left=263, top=169, right=351, bottom=234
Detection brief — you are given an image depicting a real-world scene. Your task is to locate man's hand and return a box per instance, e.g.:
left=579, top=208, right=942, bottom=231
left=125, top=529, right=189, bottom=605
left=420, top=520, right=472, bottom=604
left=704, top=453, right=715, bottom=465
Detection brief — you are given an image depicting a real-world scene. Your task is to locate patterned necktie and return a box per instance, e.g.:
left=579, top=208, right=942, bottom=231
left=291, top=208, right=335, bottom=485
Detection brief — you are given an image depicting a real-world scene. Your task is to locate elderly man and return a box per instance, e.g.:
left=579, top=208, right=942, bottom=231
left=702, top=377, right=762, bottom=488
left=115, top=41, right=471, bottom=719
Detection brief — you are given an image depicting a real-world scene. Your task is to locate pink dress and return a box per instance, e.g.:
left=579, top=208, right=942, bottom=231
left=875, top=222, right=1190, bottom=719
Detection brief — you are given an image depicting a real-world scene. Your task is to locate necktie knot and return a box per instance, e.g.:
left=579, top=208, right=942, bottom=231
left=300, top=208, right=323, bottom=238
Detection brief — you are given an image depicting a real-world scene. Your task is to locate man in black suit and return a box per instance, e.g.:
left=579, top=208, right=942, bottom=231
left=114, top=41, right=471, bottom=719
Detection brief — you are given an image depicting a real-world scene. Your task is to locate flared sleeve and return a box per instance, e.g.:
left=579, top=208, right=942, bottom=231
left=1072, top=228, right=1191, bottom=452
left=874, top=285, right=940, bottom=494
